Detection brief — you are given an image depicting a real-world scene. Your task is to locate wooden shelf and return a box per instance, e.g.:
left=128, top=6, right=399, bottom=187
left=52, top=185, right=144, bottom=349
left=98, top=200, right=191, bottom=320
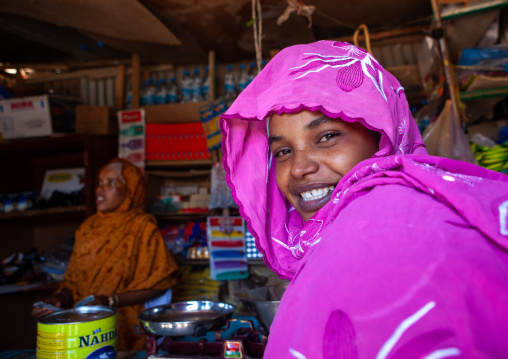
left=441, top=0, right=508, bottom=20
left=146, top=159, right=213, bottom=168
left=175, top=257, right=266, bottom=266
left=154, top=212, right=211, bottom=222
left=0, top=133, right=113, bottom=154
left=460, top=86, right=508, bottom=101
left=0, top=281, right=61, bottom=295
left=0, top=205, right=86, bottom=220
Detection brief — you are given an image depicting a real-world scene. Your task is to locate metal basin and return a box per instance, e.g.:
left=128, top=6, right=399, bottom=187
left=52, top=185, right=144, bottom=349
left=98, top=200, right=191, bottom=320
left=235, top=281, right=289, bottom=335
left=138, top=300, right=236, bottom=337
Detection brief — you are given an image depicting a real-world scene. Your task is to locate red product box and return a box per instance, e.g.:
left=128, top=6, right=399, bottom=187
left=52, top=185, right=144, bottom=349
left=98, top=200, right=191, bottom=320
left=146, top=122, right=211, bottom=161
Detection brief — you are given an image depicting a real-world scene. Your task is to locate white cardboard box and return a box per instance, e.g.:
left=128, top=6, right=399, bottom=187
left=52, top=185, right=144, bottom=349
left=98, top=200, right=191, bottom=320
left=41, top=168, right=85, bottom=199
left=0, top=95, right=52, bottom=139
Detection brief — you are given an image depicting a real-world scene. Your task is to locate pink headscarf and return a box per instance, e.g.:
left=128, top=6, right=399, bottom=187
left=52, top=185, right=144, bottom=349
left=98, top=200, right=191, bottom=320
left=222, top=41, right=508, bottom=358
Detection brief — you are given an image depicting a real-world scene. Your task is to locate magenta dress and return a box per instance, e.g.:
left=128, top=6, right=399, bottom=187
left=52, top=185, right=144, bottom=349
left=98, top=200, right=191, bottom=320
left=221, top=41, right=508, bottom=358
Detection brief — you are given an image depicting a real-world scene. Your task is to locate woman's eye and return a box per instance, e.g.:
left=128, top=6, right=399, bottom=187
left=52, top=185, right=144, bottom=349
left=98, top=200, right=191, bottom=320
left=319, top=133, right=338, bottom=143
left=275, top=149, right=291, bottom=158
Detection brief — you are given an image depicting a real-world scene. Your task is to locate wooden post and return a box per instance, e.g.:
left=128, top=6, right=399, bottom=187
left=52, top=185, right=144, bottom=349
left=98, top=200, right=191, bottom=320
left=208, top=51, right=216, bottom=100
left=115, top=64, right=125, bottom=110
left=430, top=0, right=462, bottom=125
left=131, top=54, right=141, bottom=109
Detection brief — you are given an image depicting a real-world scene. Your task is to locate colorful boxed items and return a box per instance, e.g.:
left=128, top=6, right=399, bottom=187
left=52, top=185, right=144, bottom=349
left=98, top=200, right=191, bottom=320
left=146, top=122, right=210, bottom=161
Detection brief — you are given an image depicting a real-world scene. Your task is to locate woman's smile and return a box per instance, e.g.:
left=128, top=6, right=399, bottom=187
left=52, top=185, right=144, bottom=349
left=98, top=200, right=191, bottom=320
left=296, top=184, right=336, bottom=213
left=297, top=185, right=335, bottom=201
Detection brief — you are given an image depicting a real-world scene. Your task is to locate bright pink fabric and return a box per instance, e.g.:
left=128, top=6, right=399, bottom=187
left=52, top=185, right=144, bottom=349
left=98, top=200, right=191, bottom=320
left=221, top=41, right=508, bottom=358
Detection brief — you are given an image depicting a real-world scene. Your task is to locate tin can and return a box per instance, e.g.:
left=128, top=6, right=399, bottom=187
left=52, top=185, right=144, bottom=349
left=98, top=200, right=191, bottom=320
left=37, top=306, right=117, bottom=359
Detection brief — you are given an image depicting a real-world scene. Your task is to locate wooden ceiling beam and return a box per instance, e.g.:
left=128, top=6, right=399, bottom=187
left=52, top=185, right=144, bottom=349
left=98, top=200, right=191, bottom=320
left=0, top=17, right=100, bottom=62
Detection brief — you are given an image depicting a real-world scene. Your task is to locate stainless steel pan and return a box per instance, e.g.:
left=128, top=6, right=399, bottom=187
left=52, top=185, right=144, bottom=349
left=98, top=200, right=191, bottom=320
left=138, top=300, right=236, bottom=337
left=235, top=281, right=289, bottom=335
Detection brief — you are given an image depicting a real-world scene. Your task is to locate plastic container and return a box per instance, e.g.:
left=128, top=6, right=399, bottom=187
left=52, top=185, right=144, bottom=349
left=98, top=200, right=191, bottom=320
left=141, top=78, right=156, bottom=106
left=247, top=61, right=257, bottom=85
left=191, top=68, right=204, bottom=102
left=181, top=70, right=193, bottom=103
left=237, top=64, right=249, bottom=93
left=224, top=64, right=236, bottom=107
left=167, top=77, right=179, bottom=104
left=156, top=78, right=168, bottom=105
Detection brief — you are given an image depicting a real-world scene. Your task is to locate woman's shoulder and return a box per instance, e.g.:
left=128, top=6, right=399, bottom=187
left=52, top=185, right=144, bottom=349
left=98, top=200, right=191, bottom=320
left=337, top=183, right=464, bottom=235
left=129, top=211, right=158, bottom=227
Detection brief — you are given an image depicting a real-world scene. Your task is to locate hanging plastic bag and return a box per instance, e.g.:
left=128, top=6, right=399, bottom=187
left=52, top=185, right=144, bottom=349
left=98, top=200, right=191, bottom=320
left=209, top=163, right=238, bottom=210
left=422, top=100, right=477, bottom=163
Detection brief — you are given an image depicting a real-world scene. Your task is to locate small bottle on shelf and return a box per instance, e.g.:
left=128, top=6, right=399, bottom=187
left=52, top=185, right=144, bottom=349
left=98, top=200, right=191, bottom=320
left=180, top=70, right=193, bottom=103
left=224, top=64, right=236, bottom=107
left=191, top=68, right=204, bottom=102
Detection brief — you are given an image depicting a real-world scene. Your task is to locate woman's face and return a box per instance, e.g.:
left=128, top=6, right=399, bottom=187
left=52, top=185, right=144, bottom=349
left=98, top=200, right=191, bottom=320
left=268, top=110, right=379, bottom=221
left=95, top=166, right=128, bottom=213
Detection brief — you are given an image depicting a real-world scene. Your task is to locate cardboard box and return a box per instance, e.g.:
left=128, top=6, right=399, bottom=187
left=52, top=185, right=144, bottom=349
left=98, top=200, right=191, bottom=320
left=0, top=95, right=53, bottom=139
left=143, top=101, right=208, bottom=123
left=41, top=168, right=85, bottom=199
left=468, top=119, right=508, bottom=141
left=76, top=105, right=118, bottom=135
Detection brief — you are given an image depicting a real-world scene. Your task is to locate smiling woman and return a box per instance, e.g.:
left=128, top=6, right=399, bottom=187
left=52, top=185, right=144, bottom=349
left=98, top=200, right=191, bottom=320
left=220, top=41, right=508, bottom=358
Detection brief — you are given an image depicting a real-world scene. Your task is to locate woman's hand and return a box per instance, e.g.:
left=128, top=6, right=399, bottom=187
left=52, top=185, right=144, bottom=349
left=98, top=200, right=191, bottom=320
left=32, top=305, right=54, bottom=318
left=31, top=292, right=67, bottom=318
left=84, top=295, right=109, bottom=307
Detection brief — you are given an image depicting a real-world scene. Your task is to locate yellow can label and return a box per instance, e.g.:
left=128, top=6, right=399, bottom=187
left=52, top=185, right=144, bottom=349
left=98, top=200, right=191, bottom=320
left=37, top=312, right=117, bottom=359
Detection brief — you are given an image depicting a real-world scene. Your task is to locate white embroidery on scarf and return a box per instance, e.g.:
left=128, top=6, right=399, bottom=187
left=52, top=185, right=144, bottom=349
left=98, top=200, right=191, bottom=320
left=376, top=301, right=436, bottom=359
left=290, top=43, right=387, bottom=101
left=396, top=117, right=409, bottom=155
left=271, top=236, right=302, bottom=252
left=499, top=200, right=508, bottom=235
left=289, top=348, right=307, bottom=359
left=272, top=220, right=324, bottom=258
left=396, top=86, right=404, bottom=95
left=423, top=348, right=461, bottom=359
left=413, top=162, right=483, bottom=187
left=285, top=223, right=297, bottom=246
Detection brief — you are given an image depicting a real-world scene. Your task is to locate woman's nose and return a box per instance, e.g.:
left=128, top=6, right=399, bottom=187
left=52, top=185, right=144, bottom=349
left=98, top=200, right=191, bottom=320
left=290, top=149, right=318, bottom=178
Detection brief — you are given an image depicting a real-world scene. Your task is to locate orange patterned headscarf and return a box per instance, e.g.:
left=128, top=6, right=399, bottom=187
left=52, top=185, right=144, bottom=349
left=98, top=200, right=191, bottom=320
left=105, top=158, right=146, bottom=213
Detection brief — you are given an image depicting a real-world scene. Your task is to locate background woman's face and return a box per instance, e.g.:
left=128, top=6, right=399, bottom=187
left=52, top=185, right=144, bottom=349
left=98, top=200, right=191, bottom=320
left=95, top=166, right=128, bottom=213
left=268, top=110, right=379, bottom=221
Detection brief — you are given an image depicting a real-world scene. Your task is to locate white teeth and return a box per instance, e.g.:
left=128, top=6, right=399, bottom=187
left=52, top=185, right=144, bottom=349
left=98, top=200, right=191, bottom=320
left=300, top=185, right=335, bottom=201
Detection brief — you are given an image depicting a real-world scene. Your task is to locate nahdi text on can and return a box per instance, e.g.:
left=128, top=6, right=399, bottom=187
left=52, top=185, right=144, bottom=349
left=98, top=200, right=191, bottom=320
left=79, top=328, right=117, bottom=347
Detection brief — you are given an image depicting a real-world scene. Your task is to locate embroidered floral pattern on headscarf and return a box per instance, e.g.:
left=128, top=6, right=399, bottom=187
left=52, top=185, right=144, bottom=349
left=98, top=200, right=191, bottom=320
left=290, top=42, right=387, bottom=101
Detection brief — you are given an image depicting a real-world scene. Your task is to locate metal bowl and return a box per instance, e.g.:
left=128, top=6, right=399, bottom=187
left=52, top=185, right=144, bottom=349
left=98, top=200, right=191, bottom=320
left=235, top=281, right=289, bottom=335
left=138, top=300, right=236, bottom=337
